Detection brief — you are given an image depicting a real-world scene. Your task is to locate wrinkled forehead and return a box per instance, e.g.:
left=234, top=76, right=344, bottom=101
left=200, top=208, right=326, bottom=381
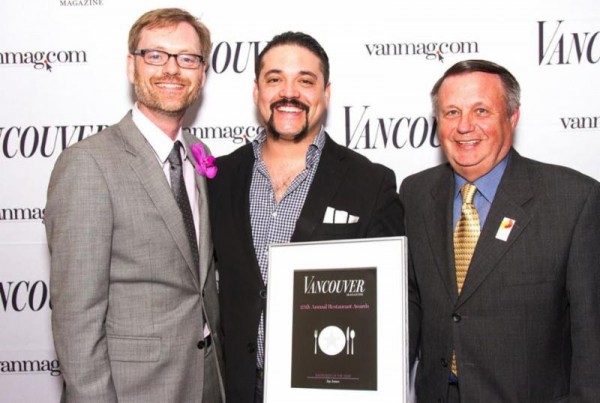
left=438, top=72, right=507, bottom=105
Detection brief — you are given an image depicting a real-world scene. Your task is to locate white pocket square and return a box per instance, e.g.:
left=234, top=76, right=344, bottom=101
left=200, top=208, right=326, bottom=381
left=323, top=207, right=360, bottom=224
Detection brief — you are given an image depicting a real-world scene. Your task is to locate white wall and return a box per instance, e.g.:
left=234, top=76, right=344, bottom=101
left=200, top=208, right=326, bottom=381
left=1, top=0, right=598, bottom=400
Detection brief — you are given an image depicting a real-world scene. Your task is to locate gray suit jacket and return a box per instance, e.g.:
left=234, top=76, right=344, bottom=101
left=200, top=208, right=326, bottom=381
left=399, top=149, right=600, bottom=402
left=45, top=113, right=225, bottom=403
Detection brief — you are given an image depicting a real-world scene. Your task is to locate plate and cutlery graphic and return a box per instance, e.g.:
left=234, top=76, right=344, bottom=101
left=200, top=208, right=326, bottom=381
left=313, top=325, right=355, bottom=356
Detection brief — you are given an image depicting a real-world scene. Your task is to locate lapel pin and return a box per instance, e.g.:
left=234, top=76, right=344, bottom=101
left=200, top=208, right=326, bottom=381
left=495, top=217, right=515, bottom=242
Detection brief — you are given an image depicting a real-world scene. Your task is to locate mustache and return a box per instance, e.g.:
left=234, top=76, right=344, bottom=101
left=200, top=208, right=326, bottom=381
left=270, top=98, right=309, bottom=112
left=154, top=73, right=187, bottom=84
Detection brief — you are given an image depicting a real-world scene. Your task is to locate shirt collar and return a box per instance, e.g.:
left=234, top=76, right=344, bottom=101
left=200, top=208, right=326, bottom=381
left=453, top=153, right=510, bottom=203
left=131, top=103, right=186, bottom=163
left=252, top=126, right=326, bottom=167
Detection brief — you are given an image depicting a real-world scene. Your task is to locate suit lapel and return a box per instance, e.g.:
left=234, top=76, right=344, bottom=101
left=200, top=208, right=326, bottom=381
left=292, top=135, right=347, bottom=242
left=184, top=134, right=212, bottom=290
left=235, top=147, right=257, bottom=269
left=118, top=114, right=200, bottom=290
left=220, top=144, right=260, bottom=280
left=423, top=165, right=457, bottom=300
left=457, top=151, right=533, bottom=306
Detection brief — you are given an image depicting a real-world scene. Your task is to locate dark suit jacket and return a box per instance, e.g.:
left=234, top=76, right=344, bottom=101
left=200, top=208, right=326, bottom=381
left=208, top=134, right=405, bottom=402
left=399, top=149, right=600, bottom=402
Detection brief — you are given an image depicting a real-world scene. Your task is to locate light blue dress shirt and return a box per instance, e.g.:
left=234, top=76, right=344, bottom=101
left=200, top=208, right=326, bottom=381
left=452, top=155, right=510, bottom=230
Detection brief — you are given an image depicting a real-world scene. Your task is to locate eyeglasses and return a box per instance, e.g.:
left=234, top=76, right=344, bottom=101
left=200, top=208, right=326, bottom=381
left=132, top=49, right=205, bottom=69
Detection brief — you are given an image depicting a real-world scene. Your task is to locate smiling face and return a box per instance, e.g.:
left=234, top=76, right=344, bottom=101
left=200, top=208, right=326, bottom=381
left=253, top=44, right=330, bottom=143
left=127, top=21, right=206, bottom=121
left=436, top=71, right=520, bottom=182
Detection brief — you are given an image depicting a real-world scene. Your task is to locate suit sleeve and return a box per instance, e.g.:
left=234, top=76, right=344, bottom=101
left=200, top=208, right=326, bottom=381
left=567, top=181, right=600, bottom=399
left=45, top=147, right=117, bottom=403
left=366, top=167, right=405, bottom=237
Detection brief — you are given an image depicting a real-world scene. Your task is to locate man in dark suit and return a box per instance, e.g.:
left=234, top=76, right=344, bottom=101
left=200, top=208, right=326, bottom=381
left=400, top=59, right=600, bottom=402
left=45, top=9, right=224, bottom=402
left=208, top=31, right=405, bottom=403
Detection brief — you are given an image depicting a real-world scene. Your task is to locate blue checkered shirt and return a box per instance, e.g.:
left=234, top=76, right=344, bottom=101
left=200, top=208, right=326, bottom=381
left=251, top=128, right=326, bottom=368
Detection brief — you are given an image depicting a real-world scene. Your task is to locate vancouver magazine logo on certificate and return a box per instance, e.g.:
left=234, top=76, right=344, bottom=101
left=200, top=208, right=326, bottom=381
left=291, top=267, right=377, bottom=390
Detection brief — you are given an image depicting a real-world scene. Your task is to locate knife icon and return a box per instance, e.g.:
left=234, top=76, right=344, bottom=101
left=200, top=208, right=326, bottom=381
left=346, top=326, right=350, bottom=354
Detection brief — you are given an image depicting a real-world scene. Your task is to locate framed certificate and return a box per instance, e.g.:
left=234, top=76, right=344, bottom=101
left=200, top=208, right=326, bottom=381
left=264, top=236, right=408, bottom=403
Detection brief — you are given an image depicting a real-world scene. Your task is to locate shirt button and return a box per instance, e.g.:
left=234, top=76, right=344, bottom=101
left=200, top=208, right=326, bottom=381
left=272, top=211, right=277, bottom=217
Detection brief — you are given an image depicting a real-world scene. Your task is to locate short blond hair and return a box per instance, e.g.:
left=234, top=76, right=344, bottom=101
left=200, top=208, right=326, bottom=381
left=128, top=8, right=212, bottom=65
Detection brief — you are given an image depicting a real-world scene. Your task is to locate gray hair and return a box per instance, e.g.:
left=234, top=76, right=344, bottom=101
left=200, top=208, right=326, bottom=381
left=431, top=59, right=521, bottom=117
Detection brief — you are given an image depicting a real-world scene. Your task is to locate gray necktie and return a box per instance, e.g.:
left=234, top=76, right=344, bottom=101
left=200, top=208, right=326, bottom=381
left=167, top=141, right=199, bottom=268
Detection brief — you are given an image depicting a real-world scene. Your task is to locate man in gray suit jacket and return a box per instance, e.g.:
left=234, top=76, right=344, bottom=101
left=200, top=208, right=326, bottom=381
left=45, top=8, right=224, bottom=403
left=400, top=60, right=600, bottom=402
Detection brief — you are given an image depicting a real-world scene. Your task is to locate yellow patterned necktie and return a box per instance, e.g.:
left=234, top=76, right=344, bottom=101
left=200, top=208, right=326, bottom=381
left=454, top=183, right=480, bottom=294
left=451, top=183, right=480, bottom=376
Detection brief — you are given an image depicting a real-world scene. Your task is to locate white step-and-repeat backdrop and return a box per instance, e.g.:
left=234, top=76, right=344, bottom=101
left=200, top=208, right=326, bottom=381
left=1, top=0, right=598, bottom=401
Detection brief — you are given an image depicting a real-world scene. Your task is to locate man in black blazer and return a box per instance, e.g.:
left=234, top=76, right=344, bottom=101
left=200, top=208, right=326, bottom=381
left=400, top=59, right=600, bottom=402
left=208, top=31, right=404, bottom=403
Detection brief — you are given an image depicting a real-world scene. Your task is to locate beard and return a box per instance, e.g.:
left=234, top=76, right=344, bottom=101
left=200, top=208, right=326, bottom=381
left=133, top=70, right=200, bottom=118
left=266, top=98, right=310, bottom=143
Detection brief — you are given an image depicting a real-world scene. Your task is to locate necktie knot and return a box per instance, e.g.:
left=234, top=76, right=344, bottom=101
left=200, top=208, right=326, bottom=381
left=168, top=141, right=183, bottom=168
left=461, top=183, right=477, bottom=205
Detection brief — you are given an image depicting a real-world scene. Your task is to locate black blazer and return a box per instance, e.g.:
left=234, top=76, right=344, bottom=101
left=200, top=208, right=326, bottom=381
left=208, top=134, right=405, bottom=402
left=399, top=149, right=600, bottom=402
